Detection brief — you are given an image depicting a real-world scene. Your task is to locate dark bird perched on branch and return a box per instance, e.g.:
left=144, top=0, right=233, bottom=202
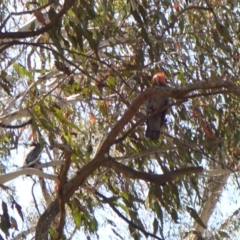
left=145, top=72, right=169, bottom=140
left=22, top=142, right=42, bottom=175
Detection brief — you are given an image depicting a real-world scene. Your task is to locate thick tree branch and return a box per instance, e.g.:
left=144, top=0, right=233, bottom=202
left=104, top=158, right=203, bottom=185
left=54, top=148, right=72, bottom=240
left=0, top=169, right=57, bottom=184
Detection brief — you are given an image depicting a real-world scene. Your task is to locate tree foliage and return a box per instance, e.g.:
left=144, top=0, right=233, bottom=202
left=0, top=0, right=240, bottom=239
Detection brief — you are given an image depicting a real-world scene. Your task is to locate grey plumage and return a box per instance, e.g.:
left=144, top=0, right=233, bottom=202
left=23, top=142, right=41, bottom=168
left=145, top=72, right=168, bottom=140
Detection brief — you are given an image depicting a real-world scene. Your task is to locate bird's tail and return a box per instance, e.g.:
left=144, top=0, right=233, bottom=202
left=145, top=127, right=160, bottom=140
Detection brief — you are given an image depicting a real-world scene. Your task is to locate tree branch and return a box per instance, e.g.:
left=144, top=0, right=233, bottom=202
left=104, top=158, right=203, bottom=185
left=0, top=169, right=57, bottom=184
left=0, top=119, right=32, bottom=128
left=0, top=0, right=75, bottom=39
left=54, top=148, right=72, bottom=240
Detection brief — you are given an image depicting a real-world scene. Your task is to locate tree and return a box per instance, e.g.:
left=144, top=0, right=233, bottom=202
left=0, top=0, right=240, bottom=239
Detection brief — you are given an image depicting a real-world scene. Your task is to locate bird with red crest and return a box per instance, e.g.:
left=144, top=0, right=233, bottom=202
left=145, top=72, right=169, bottom=140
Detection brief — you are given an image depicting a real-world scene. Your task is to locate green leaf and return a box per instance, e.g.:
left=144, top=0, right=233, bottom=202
left=120, top=192, right=129, bottom=200
left=187, top=206, right=206, bottom=229
left=107, top=76, right=116, bottom=86
left=172, top=184, right=180, bottom=209
left=85, top=141, right=93, bottom=160
left=10, top=217, right=18, bottom=231
left=13, top=63, right=33, bottom=80
left=179, top=18, right=184, bottom=33
left=233, top=130, right=240, bottom=146
left=170, top=208, right=178, bottom=223
left=2, top=201, right=8, bottom=216
left=52, top=108, right=65, bottom=122
left=90, top=217, right=98, bottom=232
left=216, top=23, right=232, bottom=43
left=76, top=28, right=84, bottom=51
left=153, top=218, right=159, bottom=234
left=1, top=70, right=7, bottom=78
left=49, top=226, right=57, bottom=238
left=30, top=21, right=35, bottom=30
left=141, top=27, right=152, bottom=47
left=14, top=201, right=24, bottom=222
left=153, top=201, right=163, bottom=226
left=218, top=231, right=230, bottom=238
left=73, top=209, right=81, bottom=227
left=138, top=5, right=147, bottom=24
left=0, top=202, right=10, bottom=238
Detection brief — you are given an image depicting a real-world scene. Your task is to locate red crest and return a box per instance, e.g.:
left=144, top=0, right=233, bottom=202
left=151, top=72, right=166, bottom=85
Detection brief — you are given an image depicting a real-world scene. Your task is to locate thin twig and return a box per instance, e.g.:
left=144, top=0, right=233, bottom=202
left=31, top=179, right=41, bottom=216
left=96, top=191, right=163, bottom=240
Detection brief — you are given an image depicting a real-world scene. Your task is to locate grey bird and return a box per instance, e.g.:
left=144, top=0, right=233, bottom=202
left=23, top=142, right=42, bottom=174
left=145, top=72, right=168, bottom=140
